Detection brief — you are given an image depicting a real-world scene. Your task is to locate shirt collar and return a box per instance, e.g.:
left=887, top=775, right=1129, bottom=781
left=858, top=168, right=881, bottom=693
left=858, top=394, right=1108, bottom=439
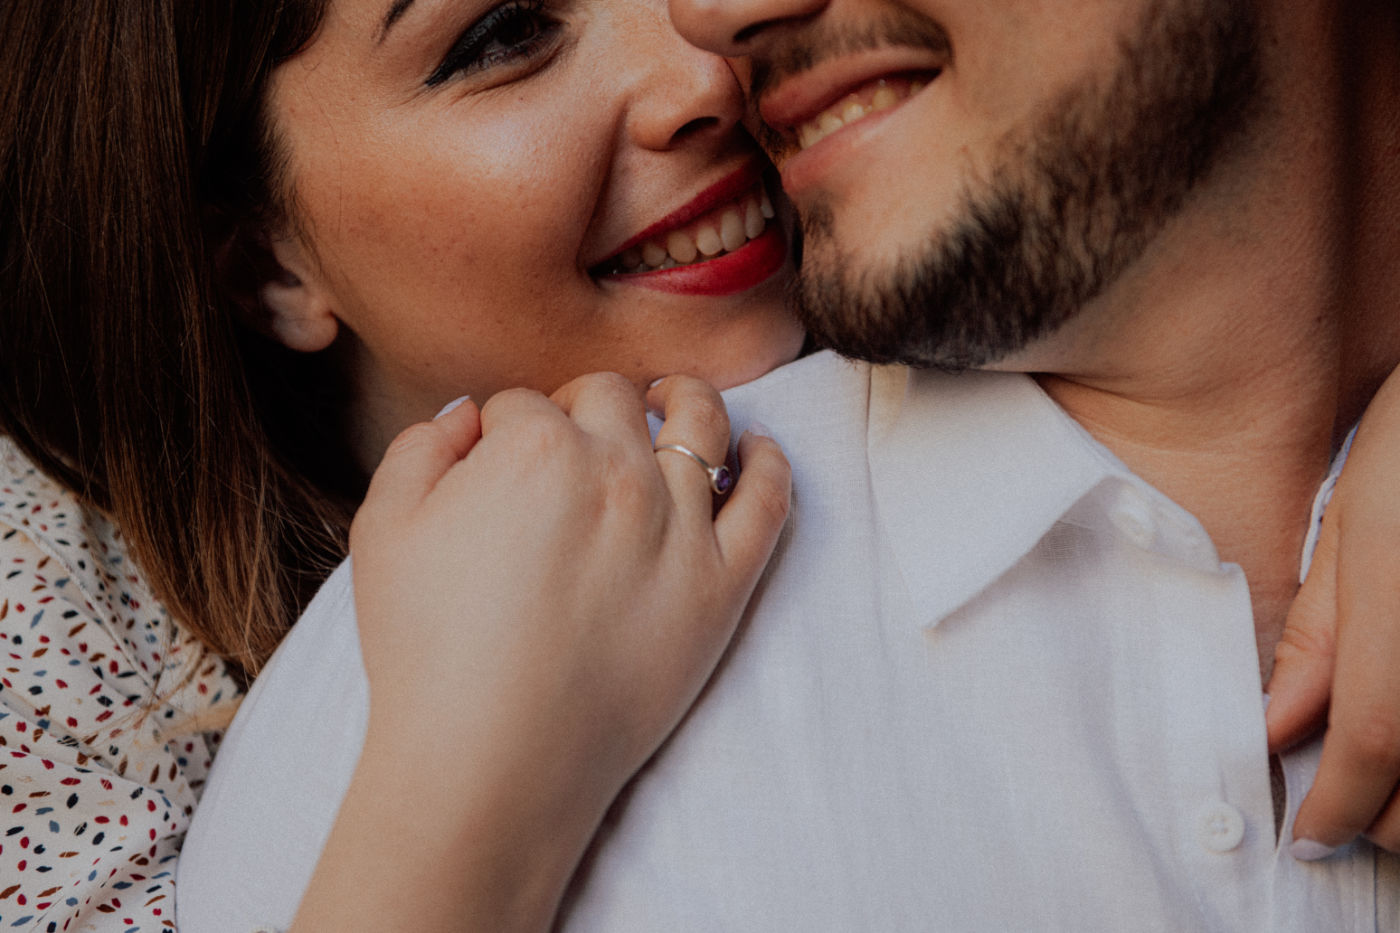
left=866, top=365, right=1131, bottom=628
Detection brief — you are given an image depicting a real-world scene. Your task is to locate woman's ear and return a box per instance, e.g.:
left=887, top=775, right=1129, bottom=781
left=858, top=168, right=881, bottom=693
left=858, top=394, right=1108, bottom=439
left=257, top=232, right=340, bottom=353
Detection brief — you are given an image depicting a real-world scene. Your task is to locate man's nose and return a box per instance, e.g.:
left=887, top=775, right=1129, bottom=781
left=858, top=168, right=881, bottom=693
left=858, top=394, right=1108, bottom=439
left=669, top=0, right=829, bottom=58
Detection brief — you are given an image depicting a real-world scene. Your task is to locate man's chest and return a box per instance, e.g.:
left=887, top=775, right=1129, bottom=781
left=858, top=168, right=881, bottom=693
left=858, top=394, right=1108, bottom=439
left=560, top=506, right=1384, bottom=932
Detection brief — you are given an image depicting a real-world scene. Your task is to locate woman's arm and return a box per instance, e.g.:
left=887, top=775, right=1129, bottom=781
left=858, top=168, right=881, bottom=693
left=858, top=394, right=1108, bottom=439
left=1269, top=365, right=1400, bottom=856
left=289, top=373, right=789, bottom=932
left=0, top=521, right=232, bottom=933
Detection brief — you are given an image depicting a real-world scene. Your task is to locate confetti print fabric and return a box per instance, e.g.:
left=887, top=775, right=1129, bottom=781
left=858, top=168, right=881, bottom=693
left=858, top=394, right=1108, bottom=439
left=0, top=437, right=242, bottom=931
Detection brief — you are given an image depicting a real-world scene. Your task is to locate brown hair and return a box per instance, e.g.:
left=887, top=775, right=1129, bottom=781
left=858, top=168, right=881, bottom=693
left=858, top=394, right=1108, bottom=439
left=0, top=0, right=356, bottom=676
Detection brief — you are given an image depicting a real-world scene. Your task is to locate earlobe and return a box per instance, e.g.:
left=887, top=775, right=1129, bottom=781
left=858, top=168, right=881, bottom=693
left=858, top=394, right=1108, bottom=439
left=258, top=234, right=340, bottom=353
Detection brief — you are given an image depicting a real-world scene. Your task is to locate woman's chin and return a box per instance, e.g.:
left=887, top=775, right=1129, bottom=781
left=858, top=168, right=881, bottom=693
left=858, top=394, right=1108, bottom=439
left=662, top=324, right=808, bottom=394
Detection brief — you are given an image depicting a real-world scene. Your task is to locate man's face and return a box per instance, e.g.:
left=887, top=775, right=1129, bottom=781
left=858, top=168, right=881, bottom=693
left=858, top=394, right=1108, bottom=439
left=670, top=0, right=1263, bottom=369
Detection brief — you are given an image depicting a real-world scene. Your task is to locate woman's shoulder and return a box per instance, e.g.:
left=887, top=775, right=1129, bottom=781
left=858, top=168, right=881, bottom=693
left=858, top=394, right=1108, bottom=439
left=0, top=435, right=241, bottom=728
left=1, top=433, right=130, bottom=582
left=0, top=433, right=123, bottom=594
left=0, top=437, right=243, bottom=929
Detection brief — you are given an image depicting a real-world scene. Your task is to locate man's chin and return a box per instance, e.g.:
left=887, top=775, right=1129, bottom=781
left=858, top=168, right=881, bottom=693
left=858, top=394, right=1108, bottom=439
left=779, top=0, right=1262, bottom=376
left=791, top=219, right=1044, bottom=372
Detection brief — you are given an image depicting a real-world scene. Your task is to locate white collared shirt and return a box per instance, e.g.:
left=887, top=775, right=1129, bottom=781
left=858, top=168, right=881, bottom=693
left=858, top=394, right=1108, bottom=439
left=177, top=351, right=1400, bottom=932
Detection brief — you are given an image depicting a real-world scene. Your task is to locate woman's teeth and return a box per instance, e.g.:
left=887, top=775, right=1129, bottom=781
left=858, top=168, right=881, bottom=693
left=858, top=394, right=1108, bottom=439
left=797, top=77, right=927, bottom=151
left=608, top=190, right=775, bottom=275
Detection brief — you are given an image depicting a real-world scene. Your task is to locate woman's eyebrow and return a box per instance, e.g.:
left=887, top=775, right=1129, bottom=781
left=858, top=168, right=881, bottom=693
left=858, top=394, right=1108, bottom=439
left=379, top=0, right=415, bottom=43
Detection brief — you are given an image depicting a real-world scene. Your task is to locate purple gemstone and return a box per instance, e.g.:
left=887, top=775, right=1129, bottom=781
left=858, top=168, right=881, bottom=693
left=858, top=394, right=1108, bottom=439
left=713, top=466, right=735, bottom=494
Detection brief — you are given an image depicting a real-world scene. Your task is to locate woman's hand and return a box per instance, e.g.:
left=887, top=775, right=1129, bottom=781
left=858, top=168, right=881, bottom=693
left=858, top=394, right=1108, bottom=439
left=292, top=373, right=790, bottom=933
left=1268, top=368, right=1400, bottom=858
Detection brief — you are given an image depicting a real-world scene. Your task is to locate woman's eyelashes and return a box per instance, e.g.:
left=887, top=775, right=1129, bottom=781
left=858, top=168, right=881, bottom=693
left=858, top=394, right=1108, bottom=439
left=426, top=0, right=565, bottom=87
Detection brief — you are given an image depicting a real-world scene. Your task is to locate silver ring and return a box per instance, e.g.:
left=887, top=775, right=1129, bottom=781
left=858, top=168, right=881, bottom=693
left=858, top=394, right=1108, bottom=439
left=654, top=444, right=734, bottom=495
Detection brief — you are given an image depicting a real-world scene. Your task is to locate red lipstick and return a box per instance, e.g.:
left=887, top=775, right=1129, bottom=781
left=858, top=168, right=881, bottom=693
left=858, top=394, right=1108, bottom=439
left=594, top=161, right=788, bottom=296
left=606, top=162, right=767, bottom=261
left=616, top=224, right=786, bottom=296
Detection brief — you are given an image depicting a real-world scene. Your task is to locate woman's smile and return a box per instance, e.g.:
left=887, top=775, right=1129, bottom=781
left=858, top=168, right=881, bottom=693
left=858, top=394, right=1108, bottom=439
left=591, top=162, right=785, bottom=295
left=260, top=0, right=803, bottom=467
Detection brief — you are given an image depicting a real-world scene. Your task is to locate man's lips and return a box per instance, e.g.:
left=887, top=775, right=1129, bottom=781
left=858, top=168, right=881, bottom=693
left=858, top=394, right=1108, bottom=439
left=755, top=48, right=945, bottom=156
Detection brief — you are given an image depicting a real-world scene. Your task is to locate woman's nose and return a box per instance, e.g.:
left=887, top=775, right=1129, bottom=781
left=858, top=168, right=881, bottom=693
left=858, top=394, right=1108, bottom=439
left=626, top=19, right=746, bottom=151
left=668, top=0, right=829, bottom=59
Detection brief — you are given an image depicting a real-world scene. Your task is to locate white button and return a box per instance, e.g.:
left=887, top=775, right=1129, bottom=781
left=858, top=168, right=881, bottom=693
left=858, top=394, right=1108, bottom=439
left=1110, top=490, right=1157, bottom=550
left=1196, top=801, right=1246, bottom=853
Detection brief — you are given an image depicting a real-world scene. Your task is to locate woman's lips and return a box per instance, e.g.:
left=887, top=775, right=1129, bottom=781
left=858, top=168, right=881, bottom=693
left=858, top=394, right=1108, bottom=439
left=595, top=185, right=775, bottom=275
left=591, top=171, right=787, bottom=296
left=601, top=161, right=767, bottom=262
left=605, top=223, right=787, bottom=296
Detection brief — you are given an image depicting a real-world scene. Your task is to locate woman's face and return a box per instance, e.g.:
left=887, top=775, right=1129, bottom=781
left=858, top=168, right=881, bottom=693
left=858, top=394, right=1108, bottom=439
left=263, top=0, right=802, bottom=463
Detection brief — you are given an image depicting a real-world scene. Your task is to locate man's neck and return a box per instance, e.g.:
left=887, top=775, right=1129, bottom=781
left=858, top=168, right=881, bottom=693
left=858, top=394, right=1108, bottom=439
left=1038, top=362, right=1335, bottom=682
left=1035, top=269, right=1341, bottom=680
left=1023, top=6, right=1400, bottom=677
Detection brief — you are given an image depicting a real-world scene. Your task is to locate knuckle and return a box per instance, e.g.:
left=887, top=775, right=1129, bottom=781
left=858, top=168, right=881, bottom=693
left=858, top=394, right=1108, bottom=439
left=382, top=421, right=440, bottom=459
left=747, top=472, right=792, bottom=526
left=481, top=386, right=542, bottom=419
left=1334, top=710, right=1400, bottom=772
left=574, top=371, right=638, bottom=406
left=584, top=370, right=635, bottom=393
left=665, top=373, right=713, bottom=395
left=760, top=439, right=792, bottom=474
left=686, top=401, right=731, bottom=446
left=1365, top=820, right=1400, bottom=854
left=497, top=412, right=572, bottom=461
left=1274, top=615, right=1337, bottom=661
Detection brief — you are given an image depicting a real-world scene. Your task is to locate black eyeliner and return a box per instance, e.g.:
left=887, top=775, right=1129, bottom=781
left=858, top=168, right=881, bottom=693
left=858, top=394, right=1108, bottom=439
left=426, top=0, right=553, bottom=87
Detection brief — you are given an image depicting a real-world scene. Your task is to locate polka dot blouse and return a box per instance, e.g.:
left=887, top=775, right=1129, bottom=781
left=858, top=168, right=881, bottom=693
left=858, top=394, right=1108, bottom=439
left=0, top=437, right=242, bottom=931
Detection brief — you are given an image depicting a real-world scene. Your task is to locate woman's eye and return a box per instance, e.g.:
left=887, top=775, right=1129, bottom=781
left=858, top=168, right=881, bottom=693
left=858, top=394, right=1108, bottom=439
left=427, top=1, right=563, bottom=87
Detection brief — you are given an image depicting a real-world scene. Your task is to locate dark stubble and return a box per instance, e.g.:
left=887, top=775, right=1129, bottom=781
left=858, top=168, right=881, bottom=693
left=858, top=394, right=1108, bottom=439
left=783, top=0, right=1262, bottom=369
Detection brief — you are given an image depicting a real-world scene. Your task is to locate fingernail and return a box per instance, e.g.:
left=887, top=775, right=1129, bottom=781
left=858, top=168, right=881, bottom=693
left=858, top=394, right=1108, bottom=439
left=745, top=421, right=773, bottom=439
left=644, top=378, right=670, bottom=416
left=434, top=396, right=470, bottom=420
left=1289, top=838, right=1337, bottom=861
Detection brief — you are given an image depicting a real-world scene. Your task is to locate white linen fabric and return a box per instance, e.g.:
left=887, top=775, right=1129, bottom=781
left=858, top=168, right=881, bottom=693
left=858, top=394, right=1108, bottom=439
left=177, top=351, right=1400, bottom=932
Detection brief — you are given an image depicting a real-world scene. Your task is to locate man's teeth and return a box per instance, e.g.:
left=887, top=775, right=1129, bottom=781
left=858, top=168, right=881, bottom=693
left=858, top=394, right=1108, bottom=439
left=611, top=190, right=775, bottom=274
left=797, top=78, right=925, bottom=151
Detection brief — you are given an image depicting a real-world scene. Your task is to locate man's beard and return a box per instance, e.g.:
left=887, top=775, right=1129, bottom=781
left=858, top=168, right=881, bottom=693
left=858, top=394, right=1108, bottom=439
left=787, top=0, right=1263, bottom=370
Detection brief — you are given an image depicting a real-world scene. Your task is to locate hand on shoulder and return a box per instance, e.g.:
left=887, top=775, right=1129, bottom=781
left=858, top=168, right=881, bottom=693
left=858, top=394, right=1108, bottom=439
left=1269, top=365, right=1400, bottom=858
left=294, top=373, right=790, bottom=933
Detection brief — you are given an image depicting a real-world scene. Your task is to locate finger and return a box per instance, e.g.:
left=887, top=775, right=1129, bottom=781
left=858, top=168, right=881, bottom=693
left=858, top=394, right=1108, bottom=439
left=1292, top=515, right=1400, bottom=850
left=647, top=375, right=733, bottom=513
left=713, top=426, right=791, bottom=588
left=474, top=388, right=599, bottom=496
left=549, top=372, right=651, bottom=446
left=1266, top=512, right=1339, bottom=753
left=1366, top=783, right=1400, bottom=853
left=358, top=399, right=483, bottom=521
left=478, top=386, right=565, bottom=437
